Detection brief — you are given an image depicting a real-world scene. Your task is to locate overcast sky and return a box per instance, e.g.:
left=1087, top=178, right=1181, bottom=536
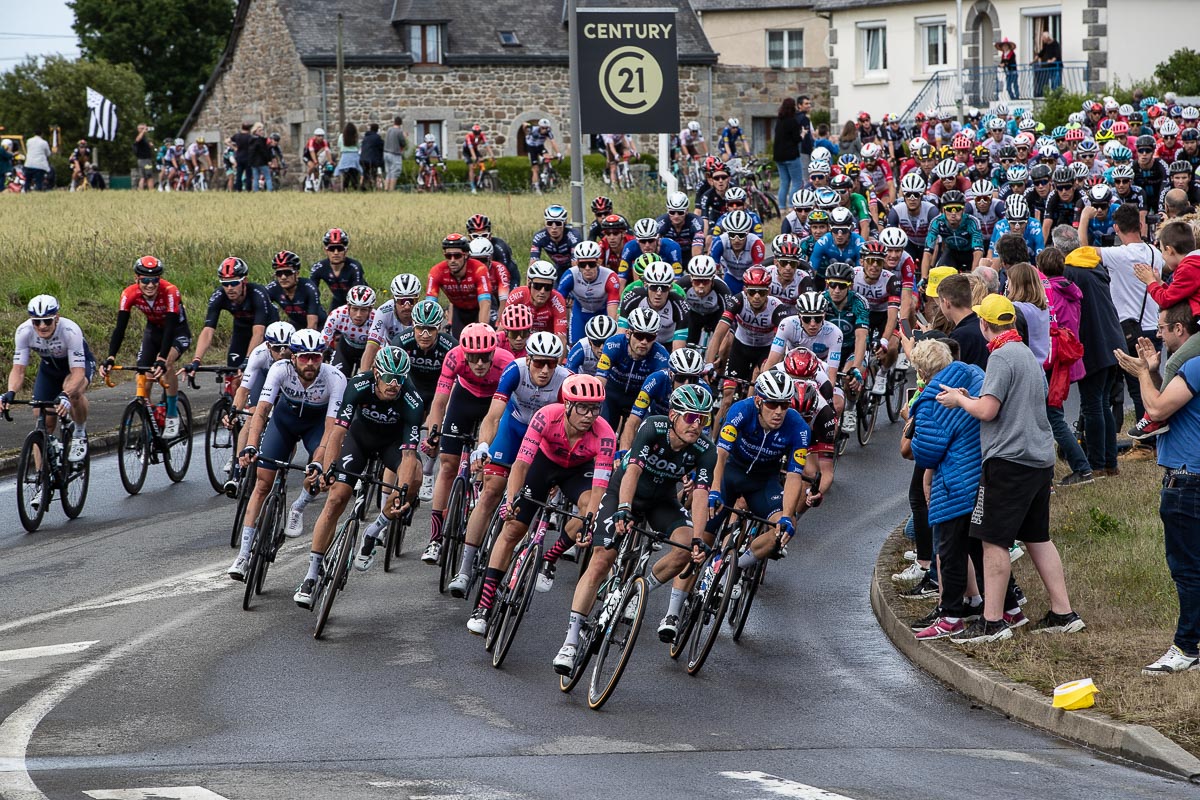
left=0, top=0, right=80, bottom=66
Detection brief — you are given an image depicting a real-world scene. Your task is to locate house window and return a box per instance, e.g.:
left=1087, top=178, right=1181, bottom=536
left=1023, top=7, right=1062, bottom=58
left=498, top=30, right=520, bottom=47
left=415, top=120, right=443, bottom=151
left=767, top=30, right=804, bottom=68
left=858, top=22, right=887, bottom=76
left=409, top=24, right=442, bottom=64
left=918, top=19, right=947, bottom=72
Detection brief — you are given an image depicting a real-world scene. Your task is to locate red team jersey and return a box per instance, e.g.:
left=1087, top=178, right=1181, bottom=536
left=505, top=286, right=569, bottom=337
left=426, top=258, right=492, bottom=310
left=119, top=280, right=186, bottom=327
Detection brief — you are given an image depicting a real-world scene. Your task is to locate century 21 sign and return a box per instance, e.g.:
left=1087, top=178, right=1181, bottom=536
left=577, top=8, right=680, bottom=135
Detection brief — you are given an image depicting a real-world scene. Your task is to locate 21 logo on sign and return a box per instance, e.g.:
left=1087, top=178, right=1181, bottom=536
left=599, top=47, right=664, bottom=115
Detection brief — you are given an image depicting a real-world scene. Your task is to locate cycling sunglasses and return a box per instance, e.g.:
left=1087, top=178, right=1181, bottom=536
left=295, top=353, right=323, bottom=364
left=220, top=279, right=244, bottom=287
left=799, top=315, right=825, bottom=324
left=31, top=317, right=55, bottom=327
left=760, top=400, right=790, bottom=411
left=728, top=233, right=748, bottom=240
left=545, top=221, right=565, bottom=227
left=679, top=411, right=710, bottom=427
left=647, top=285, right=670, bottom=293
left=376, top=370, right=404, bottom=386
left=274, top=269, right=297, bottom=278
left=1137, top=148, right=1155, bottom=154
left=269, top=344, right=291, bottom=354
left=326, top=245, right=346, bottom=253
left=530, top=282, right=554, bottom=292
left=1033, top=179, right=1051, bottom=187
left=466, top=352, right=494, bottom=363
left=942, top=204, right=965, bottom=213
left=745, top=288, right=769, bottom=297
left=630, top=332, right=657, bottom=342
left=667, top=210, right=687, bottom=216
left=139, top=277, right=161, bottom=285
left=415, top=325, right=439, bottom=334
left=530, top=358, right=557, bottom=370
left=444, top=251, right=467, bottom=260
left=825, top=281, right=850, bottom=290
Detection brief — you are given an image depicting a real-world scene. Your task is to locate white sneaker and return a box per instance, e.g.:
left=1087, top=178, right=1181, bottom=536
left=30, top=486, right=43, bottom=510
left=730, top=583, right=743, bottom=601
left=903, top=549, right=918, bottom=562
left=223, top=454, right=234, bottom=477
left=228, top=555, right=250, bottom=581
left=891, top=562, right=927, bottom=583
left=421, top=540, right=441, bottom=564
left=535, top=562, right=556, bottom=593
left=553, top=643, right=577, bottom=675
left=871, top=372, right=888, bottom=396
left=448, top=572, right=470, bottom=598
left=1142, top=645, right=1200, bottom=676
left=1009, top=544, right=1025, bottom=563
left=841, top=408, right=858, bottom=432
left=294, top=578, right=316, bottom=608
left=163, top=416, right=181, bottom=438
left=419, top=474, right=435, bottom=502
left=285, top=507, right=305, bottom=538
left=466, top=607, right=489, bottom=635
left=621, top=592, right=640, bottom=621
left=68, top=436, right=88, bottom=463
left=896, top=353, right=911, bottom=371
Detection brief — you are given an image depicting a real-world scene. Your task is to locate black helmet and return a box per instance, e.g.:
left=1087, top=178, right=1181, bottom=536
left=998, top=145, right=1018, bottom=160
left=940, top=190, right=966, bottom=207
left=824, top=261, right=854, bottom=282
left=1029, top=164, right=1051, bottom=181
left=1135, top=134, right=1156, bottom=151
left=1052, top=165, right=1073, bottom=185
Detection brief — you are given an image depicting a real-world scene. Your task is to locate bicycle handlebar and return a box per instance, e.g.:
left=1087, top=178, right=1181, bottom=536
left=0, top=398, right=61, bottom=422
left=327, top=465, right=408, bottom=495
left=102, top=365, right=170, bottom=389
left=514, top=489, right=595, bottom=530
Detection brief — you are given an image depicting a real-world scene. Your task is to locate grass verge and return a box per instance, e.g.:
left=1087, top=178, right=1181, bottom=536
left=888, top=450, right=1200, bottom=758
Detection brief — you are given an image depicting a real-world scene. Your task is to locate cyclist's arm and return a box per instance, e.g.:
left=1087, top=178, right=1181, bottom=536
left=704, top=314, right=732, bottom=367
left=5, top=364, right=26, bottom=399
left=107, top=310, right=133, bottom=360
left=710, top=445, right=730, bottom=506
left=618, top=461, right=642, bottom=508
left=477, top=395, right=508, bottom=454
left=193, top=325, right=216, bottom=364
left=852, top=328, right=868, bottom=377
left=243, top=398, right=274, bottom=454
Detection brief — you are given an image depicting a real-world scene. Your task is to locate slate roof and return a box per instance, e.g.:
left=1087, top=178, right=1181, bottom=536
left=690, top=0, right=814, bottom=10
left=811, top=0, right=908, bottom=10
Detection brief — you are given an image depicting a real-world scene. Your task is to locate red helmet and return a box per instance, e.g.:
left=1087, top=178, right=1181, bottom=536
left=742, top=266, right=771, bottom=289
left=561, top=374, right=605, bottom=404
left=323, top=228, right=348, bottom=248
left=590, top=195, right=613, bottom=214
left=951, top=132, right=972, bottom=150
left=472, top=124, right=482, bottom=133
left=466, top=213, right=491, bottom=233
left=783, top=348, right=821, bottom=380
left=272, top=250, right=301, bottom=271
left=794, top=379, right=820, bottom=417
left=441, top=232, right=469, bottom=252
left=775, top=241, right=803, bottom=261
left=600, top=213, right=628, bottom=231
left=915, top=111, right=927, bottom=122
left=858, top=111, right=871, bottom=121
left=861, top=239, right=887, bottom=259
left=500, top=302, right=534, bottom=331
left=217, top=257, right=248, bottom=281
left=459, top=322, right=498, bottom=354
left=133, top=255, right=163, bottom=277
left=704, top=156, right=727, bottom=174
left=1086, top=101, right=1102, bottom=114
left=1148, top=105, right=1163, bottom=119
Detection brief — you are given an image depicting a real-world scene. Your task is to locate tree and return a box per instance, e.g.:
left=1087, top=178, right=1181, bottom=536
left=1154, top=48, right=1200, bottom=97
left=69, top=0, right=236, bottom=136
left=0, top=55, right=148, bottom=180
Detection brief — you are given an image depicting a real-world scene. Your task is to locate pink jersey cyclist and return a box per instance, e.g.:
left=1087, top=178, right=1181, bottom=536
left=435, top=344, right=515, bottom=399
left=509, top=402, right=616, bottom=526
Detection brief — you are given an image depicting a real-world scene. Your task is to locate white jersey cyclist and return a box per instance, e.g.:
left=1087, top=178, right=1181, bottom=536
left=494, top=357, right=572, bottom=425
left=766, top=265, right=814, bottom=314
left=13, top=317, right=90, bottom=369
left=323, top=304, right=375, bottom=348
left=366, top=298, right=411, bottom=346
left=723, top=293, right=790, bottom=348
left=771, top=316, right=844, bottom=370
left=258, top=358, right=348, bottom=419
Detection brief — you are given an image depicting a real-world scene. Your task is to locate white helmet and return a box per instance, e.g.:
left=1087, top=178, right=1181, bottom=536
left=289, top=328, right=326, bottom=354
left=313, top=127, right=325, bottom=137
left=468, top=237, right=493, bottom=260
left=1005, top=194, right=1029, bottom=220
left=722, top=209, right=753, bottom=234
left=1160, top=119, right=1180, bottom=137
left=527, top=260, right=557, bottom=283
left=861, top=142, right=882, bottom=160
left=899, top=172, right=927, bottom=194
left=669, top=347, right=705, bottom=377
left=879, top=227, right=908, bottom=249
left=790, top=189, right=817, bottom=209
left=544, top=204, right=569, bottom=222
left=538, top=118, right=551, bottom=128
left=174, top=138, right=184, bottom=146
left=642, top=261, right=675, bottom=287
left=724, top=186, right=748, bottom=203
left=969, top=179, right=994, bottom=200
left=987, top=117, right=1007, bottom=132
left=633, top=217, right=659, bottom=239
left=772, top=233, right=800, bottom=254
left=264, top=320, right=297, bottom=345
left=626, top=306, right=661, bottom=335
left=390, top=273, right=422, bottom=298
left=755, top=371, right=795, bottom=403
left=908, top=137, right=928, bottom=152
left=687, top=121, right=701, bottom=132
left=26, top=294, right=60, bottom=318
left=811, top=146, right=832, bottom=163
left=585, top=314, right=619, bottom=343
left=424, top=133, right=436, bottom=144
left=727, top=117, right=740, bottom=128
left=796, top=290, right=827, bottom=316
left=525, top=331, right=564, bottom=360
left=667, top=191, right=690, bottom=212
left=994, top=102, right=1009, bottom=116
left=573, top=240, right=602, bottom=261
left=687, top=255, right=718, bottom=280
left=345, top=285, right=377, bottom=308
left=1119, top=103, right=1135, bottom=117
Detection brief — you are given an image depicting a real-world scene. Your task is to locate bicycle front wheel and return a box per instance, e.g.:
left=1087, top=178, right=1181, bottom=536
left=439, top=477, right=467, bottom=594
left=492, top=545, right=540, bottom=669
left=885, top=368, right=907, bottom=423
left=118, top=402, right=150, bottom=495
left=164, top=392, right=193, bottom=482
left=587, top=576, right=647, bottom=710
left=687, top=548, right=737, bottom=676
left=314, top=518, right=357, bottom=639
left=730, top=560, right=764, bottom=642
left=16, top=430, right=51, bottom=532
left=59, top=432, right=90, bottom=520
left=857, top=392, right=878, bottom=447
left=204, top=397, right=233, bottom=493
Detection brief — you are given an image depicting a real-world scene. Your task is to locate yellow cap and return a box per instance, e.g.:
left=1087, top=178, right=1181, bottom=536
left=1052, top=678, right=1097, bottom=710
left=1064, top=246, right=1101, bottom=268
left=925, top=266, right=958, bottom=297
left=973, top=293, right=1017, bottom=325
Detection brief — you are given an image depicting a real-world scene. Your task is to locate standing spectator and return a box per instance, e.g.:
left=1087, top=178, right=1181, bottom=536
left=838, top=121, right=862, bottom=159
left=1114, top=303, right=1200, bottom=675
left=23, top=129, right=52, bottom=191
left=812, top=124, right=838, bottom=159
left=0, top=138, right=13, bottom=185
left=1134, top=221, right=1200, bottom=384
left=335, top=122, right=361, bottom=191
left=997, top=38, right=1019, bottom=100
left=383, top=116, right=407, bottom=192
left=230, top=123, right=254, bottom=192
left=249, top=123, right=272, bottom=192
left=795, top=95, right=815, bottom=183
left=774, top=97, right=803, bottom=212
left=360, top=123, right=384, bottom=190
left=910, top=338, right=986, bottom=639
left=1050, top=223, right=1080, bottom=255
left=933, top=273, right=990, bottom=369
left=1035, top=31, right=1062, bottom=96
left=1065, top=245, right=1126, bottom=476
left=1005, top=262, right=1050, bottom=363
left=1038, top=247, right=1092, bottom=484
left=937, top=294, right=1084, bottom=643
left=134, top=123, right=156, bottom=190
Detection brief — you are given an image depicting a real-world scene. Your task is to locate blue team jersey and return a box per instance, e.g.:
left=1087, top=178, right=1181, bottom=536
left=618, top=238, right=684, bottom=281
left=988, top=218, right=1045, bottom=256
left=718, top=397, right=811, bottom=475
left=809, top=231, right=865, bottom=276
left=631, top=370, right=714, bottom=419
left=567, top=339, right=601, bottom=376
left=656, top=212, right=705, bottom=253
left=530, top=228, right=584, bottom=275
left=596, top=334, right=670, bottom=394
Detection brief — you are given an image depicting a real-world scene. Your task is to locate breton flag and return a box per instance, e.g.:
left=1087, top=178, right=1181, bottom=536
left=86, top=87, right=118, bottom=141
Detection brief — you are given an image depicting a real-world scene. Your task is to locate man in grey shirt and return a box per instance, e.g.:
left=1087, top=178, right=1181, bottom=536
left=936, top=293, right=1085, bottom=643
left=383, top=116, right=407, bottom=191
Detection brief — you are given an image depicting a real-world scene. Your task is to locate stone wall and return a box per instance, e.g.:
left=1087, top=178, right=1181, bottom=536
left=188, top=0, right=308, bottom=150
left=709, top=65, right=830, bottom=126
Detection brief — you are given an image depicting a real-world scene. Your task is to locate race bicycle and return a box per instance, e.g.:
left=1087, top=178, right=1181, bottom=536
left=239, top=456, right=311, bottom=611
left=106, top=366, right=193, bottom=495
left=537, top=153, right=561, bottom=193
left=192, top=366, right=245, bottom=494
left=4, top=399, right=90, bottom=532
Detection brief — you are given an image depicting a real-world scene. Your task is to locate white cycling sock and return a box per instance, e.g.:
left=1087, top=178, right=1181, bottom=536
left=305, top=552, right=323, bottom=581
left=645, top=572, right=664, bottom=592
left=292, top=490, right=317, bottom=512
left=566, top=612, right=585, bottom=647
left=459, top=544, right=478, bottom=576
left=363, top=513, right=389, bottom=542
left=667, top=588, right=686, bottom=617
left=74, top=423, right=86, bottom=437
left=239, top=526, right=255, bottom=558
left=737, top=550, right=759, bottom=570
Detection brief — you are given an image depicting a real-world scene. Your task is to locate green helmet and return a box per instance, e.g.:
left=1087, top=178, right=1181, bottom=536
left=374, top=345, right=411, bottom=381
left=412, top=298, right=446, bottom=328
left=669, top=383, right=713, bottom=415
left=631, top=251, right=662, bottom=280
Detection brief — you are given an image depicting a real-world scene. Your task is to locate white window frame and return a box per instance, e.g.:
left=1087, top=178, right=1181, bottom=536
left=916, top=17, right=948, bottom=73
left=766, top=29, right=804, bottom=69
left=1021, top=6, right=1062, bottom=58
left=857, top=21, right=888, bottom=78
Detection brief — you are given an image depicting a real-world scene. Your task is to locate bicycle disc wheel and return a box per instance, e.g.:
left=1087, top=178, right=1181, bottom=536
left=16, top=430, right=50, bottom=532
left=118, top=403, right=150, bottom=495
left=886, top=368, right=907, bottom=423
left=730, top=561, right=764, bottom=642
left=204, top=398, right=232, bottom=493
left=491, top=545, right=540, bottom=669
left=687, top=549, right=737, bottom=676
left=439, top=478, right=466, bottom=594
left=857, top=393, right=878, bottom=447
left=164, top=392, right=193, bottom=482
left=314, top=518, right=356, bottom=639
left=587, top=576, right=647, bottom=710
left=59, top=429, right=90, bottom=520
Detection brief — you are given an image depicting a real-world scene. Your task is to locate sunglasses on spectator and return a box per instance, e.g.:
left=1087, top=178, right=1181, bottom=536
left=295, top=353, right=323, bottom=364
left=571, top=402, right=602, bottom=417
left=139, top=277, right=160, bottom=285
left=31, top=317, right=55, bottom=327
left=530, top=282, right=554, bottom=292
left=679, top=411, right=710, bottom=427
left=760, top=400, right=790, bottom=411
left=274, top=270, right=296, bottom=278
left=466, top=352, right=493, bottom=363
left=326, top=245, right=346, bottom=253
left=631, top=332, right=657, bottom=342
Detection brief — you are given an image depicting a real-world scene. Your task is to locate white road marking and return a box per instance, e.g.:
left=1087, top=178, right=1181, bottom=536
left=84, top=789, right=231, bottom=800
left=720, top=771, right=857, bottom=800
left=0, top=641, right=97, bottom=663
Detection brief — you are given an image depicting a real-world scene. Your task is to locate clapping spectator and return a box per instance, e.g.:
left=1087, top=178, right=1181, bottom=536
left=249, top=123, right=272, bottom=192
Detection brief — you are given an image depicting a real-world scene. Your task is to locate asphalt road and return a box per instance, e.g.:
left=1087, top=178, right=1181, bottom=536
left=0, top=409, right=1192, bottom=800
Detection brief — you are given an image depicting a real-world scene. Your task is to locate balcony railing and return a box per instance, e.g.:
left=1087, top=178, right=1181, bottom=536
left=901, top=61, right=1089, bottom=124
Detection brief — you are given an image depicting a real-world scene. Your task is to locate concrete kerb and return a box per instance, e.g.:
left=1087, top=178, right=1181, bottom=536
left=870, top=525, right=1200, bottom=784
left=0, top=407, right=212, bottom=481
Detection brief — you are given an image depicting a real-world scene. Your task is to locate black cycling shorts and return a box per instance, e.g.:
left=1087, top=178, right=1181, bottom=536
left=725, top=339, right=770, bottom=383
left=510, top=451, right=596, bottom=526
left=597, top=466, right=691, bottom=549
left=334, top=426, right=407, bottom=487
left=138, top=322, right=192, bottom=367
left=441, top=384, right=490, bottom=457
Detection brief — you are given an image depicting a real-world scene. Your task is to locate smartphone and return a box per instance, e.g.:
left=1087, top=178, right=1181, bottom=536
left=899, top=319, right=912, bottom=338
left=915, top=311, right=929, bottom=327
